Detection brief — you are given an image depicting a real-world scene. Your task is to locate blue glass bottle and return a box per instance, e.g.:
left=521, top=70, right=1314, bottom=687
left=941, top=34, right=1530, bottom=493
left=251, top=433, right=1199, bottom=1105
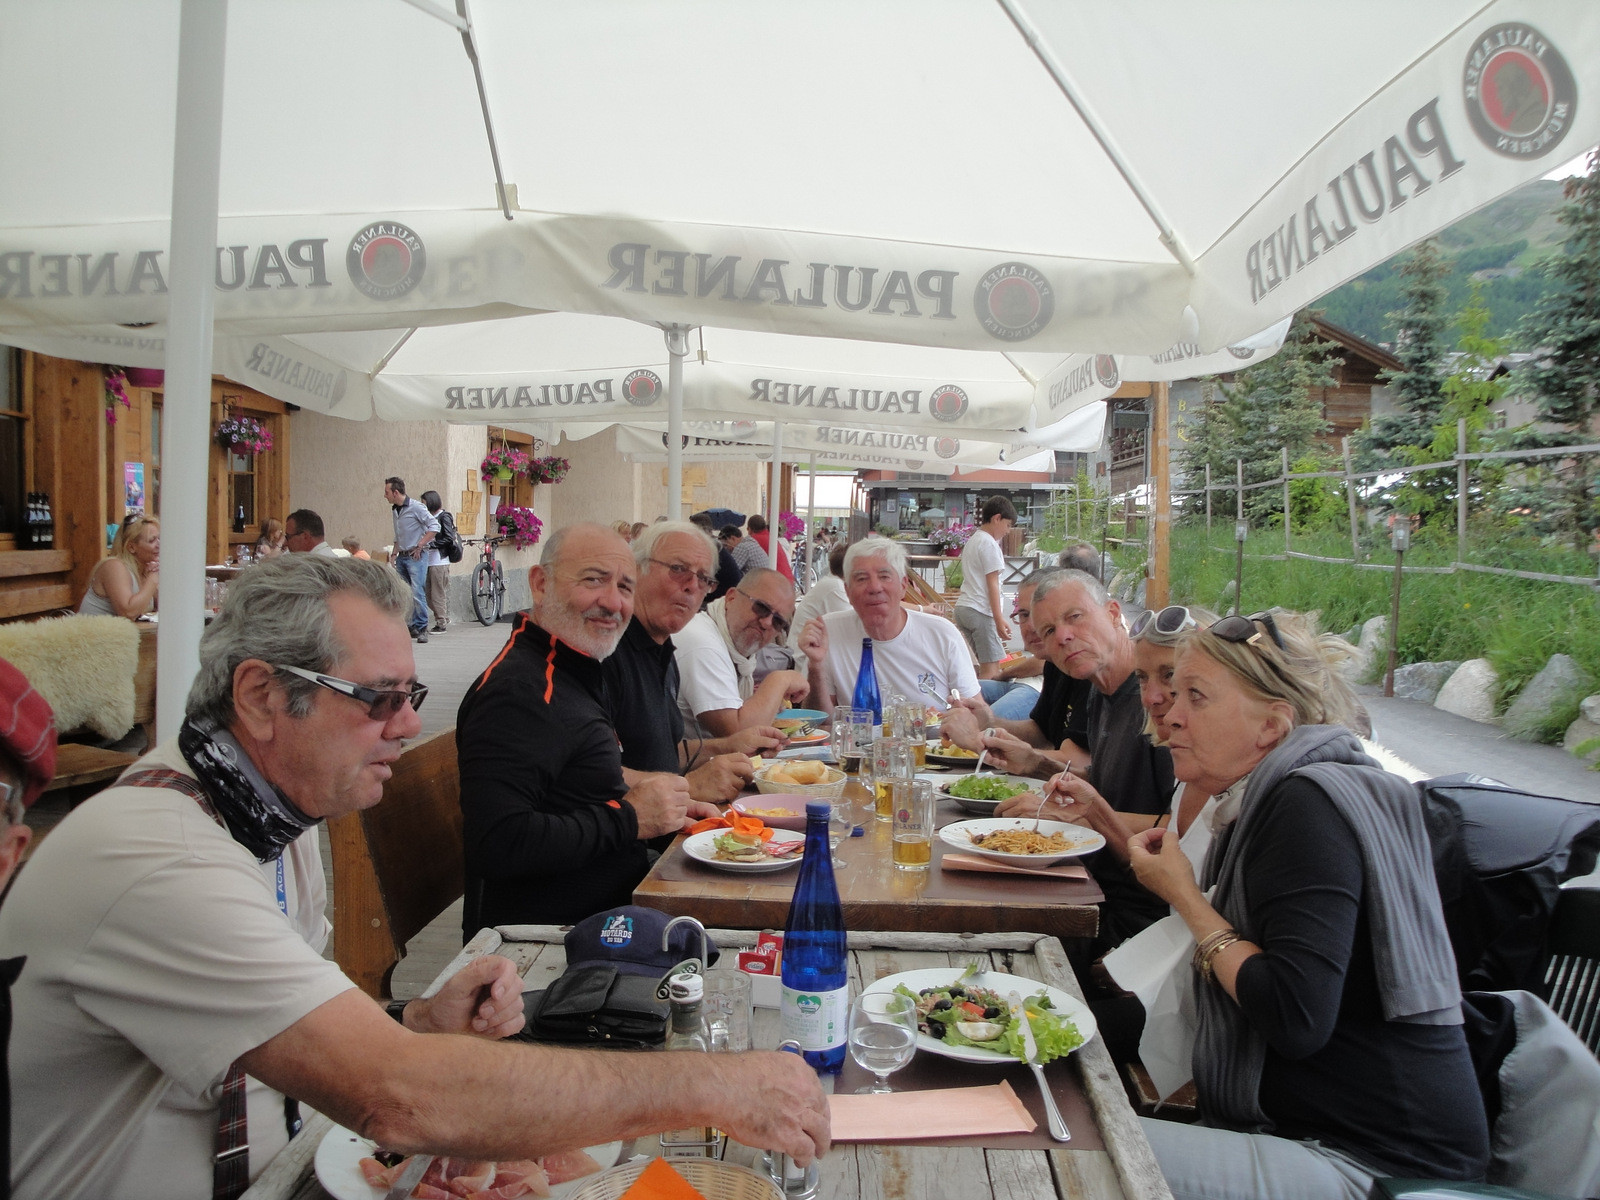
left=851, top=637, right=882, bottom=726
left=780, top=802, right=848, bottom=1073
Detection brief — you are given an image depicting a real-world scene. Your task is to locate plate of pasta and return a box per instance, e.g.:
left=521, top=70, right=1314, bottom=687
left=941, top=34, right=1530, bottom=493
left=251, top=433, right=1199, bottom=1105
left=938, top=818, right=1104, bottom=865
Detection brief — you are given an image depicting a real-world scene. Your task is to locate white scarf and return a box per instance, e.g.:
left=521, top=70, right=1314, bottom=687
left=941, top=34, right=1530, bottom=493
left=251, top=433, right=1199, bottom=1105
left=704, top=597, right=758, bottom=700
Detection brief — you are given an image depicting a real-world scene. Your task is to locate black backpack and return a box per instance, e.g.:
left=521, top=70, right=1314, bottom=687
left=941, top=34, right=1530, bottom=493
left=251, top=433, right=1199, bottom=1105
left=433, top=510, right=464, bottom=564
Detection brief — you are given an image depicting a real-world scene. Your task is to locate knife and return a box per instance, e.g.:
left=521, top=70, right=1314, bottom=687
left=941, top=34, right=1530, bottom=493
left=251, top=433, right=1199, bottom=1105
left=1009, top=991, right=1071, bottom=1143
left=384, top=1154, right=435, bottom=1200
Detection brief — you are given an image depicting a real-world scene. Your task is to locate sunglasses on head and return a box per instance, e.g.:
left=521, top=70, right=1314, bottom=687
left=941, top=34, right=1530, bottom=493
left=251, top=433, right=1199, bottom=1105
left=739, top=591, right=790, bottom=637
left=1129, top=605, right=1199, bottom=643
left=1208, top=611, right=1287, bottom=651
left=275, top=664, right=428, bottom=721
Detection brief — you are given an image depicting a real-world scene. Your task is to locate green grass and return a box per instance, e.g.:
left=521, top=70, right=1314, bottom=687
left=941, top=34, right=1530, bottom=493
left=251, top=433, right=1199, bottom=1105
left=1168, top=524, right=1600, bottom=736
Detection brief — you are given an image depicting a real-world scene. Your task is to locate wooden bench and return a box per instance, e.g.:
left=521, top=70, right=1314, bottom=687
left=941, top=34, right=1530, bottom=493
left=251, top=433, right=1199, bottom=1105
left=41, top=743, right=137, bottom=806
left=328, top=727, right=463, bottom=1000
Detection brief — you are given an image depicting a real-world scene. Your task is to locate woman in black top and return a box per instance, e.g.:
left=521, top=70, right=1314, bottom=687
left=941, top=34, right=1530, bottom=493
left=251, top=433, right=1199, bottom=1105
left=1129, top=609, right=1488, bottom=1200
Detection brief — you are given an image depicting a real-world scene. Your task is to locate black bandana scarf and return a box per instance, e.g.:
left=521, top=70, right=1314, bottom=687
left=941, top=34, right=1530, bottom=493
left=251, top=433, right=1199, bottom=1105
left=178, top=716, right=316, bottom=862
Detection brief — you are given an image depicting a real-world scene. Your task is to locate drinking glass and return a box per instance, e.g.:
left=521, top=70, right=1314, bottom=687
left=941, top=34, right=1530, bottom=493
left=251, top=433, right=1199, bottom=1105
left=890, top=779, right=935, bottom=871
left=868, top=737, right=913, bottom=821
left=702, top=968, right=753, bottom=1053
left=827, top=800, right=854, bottom=867
left=895, top=698, right=929, bottom=768
left=831, top=705, right=871, bottom=774
left=848, top=992, right=919, bottom=1093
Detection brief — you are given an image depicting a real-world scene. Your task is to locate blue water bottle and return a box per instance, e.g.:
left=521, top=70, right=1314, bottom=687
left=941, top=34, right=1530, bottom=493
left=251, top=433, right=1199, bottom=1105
left=851, top=638, right=882, bottom=726
left=780, top=802, right=849, bottom=1074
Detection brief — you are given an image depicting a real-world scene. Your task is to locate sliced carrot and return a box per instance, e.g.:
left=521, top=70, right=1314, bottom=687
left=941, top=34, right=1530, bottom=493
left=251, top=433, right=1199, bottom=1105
left=729, top=814, right=774, bottom=841
left=685, top=816, right=731, bottom=835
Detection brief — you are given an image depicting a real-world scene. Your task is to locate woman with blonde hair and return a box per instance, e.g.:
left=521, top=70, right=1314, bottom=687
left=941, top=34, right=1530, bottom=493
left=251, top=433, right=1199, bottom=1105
left=79, top=513, right=160, bottom=619
left=254, top=517, right=287, bottom=559
left=1128, top=608, right=1485, bottom=1199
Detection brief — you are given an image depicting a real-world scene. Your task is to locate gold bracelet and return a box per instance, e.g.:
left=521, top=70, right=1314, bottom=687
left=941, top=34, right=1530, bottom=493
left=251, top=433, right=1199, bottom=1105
left=1191, top=928, right=1238, bottom=978
left=1197, top=932, right=1242, bottom=984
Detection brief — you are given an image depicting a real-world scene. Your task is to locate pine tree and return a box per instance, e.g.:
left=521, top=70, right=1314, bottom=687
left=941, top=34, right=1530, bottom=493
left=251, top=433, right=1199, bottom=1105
left=1511, top=150, right=1600, bottom=552
left=1355, top=238, right=1452, bottom=467
left=1178, top=310, right=1335, bottom=524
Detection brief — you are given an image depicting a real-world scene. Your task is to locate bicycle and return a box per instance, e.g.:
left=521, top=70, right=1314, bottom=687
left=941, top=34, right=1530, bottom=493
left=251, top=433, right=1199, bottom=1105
left=467, top=535, right=508, bottom=625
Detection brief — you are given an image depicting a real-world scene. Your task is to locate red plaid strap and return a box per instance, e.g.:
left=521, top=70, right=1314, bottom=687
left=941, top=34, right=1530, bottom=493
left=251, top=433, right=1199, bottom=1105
left=213, top=1062, right=250, bottom=1200
left=119, top=767, right=250, bottom=1199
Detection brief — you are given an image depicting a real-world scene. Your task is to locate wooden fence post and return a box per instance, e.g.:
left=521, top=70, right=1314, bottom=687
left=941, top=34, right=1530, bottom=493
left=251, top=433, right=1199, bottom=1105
left=1457, top=418, right=1468, bottom=566
left=1205, top=462, right=1212, bottom=534
left=1282, top=446, right=1292, bottom=558
left=1342, top=436, right=1360, bottom=561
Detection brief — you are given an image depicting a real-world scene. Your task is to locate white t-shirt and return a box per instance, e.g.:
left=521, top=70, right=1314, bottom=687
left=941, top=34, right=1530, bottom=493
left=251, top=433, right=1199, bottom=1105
left=819, top=607, right=980, bottom=712
left=956, top=528, right=1004, bottom=617
left=1, top=740, right=354, bottom=1200
left=787, top=575, right=849, bottom=653
left=674, top=611, right=744, bottom=738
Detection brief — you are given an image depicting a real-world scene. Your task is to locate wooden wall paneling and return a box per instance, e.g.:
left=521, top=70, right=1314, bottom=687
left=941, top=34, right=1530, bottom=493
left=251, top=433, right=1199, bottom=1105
left=35, top=356, right=106, bottom=604
left=459, top=469, right=482, bottom=538
left=208, top=386, right=228, bottom=563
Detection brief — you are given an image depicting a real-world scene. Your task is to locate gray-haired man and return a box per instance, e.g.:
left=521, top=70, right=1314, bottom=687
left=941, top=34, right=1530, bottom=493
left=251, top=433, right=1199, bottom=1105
left=1, top=556, right=827, bottom=1200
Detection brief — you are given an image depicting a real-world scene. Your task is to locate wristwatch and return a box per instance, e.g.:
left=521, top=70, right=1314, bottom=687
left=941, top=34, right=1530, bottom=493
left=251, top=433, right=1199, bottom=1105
left=385, top=999, right=409, bottom=1024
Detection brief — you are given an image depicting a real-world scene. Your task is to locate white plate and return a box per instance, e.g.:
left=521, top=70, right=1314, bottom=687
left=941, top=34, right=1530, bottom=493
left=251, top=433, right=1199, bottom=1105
left=313, top=1125, right=621, bottom=1200
left=862, top=968, right=1097, bottom=1064
left=938, top=817, right=1105, bottom=865
left=682, top=828, right=805, bottom=873
left=936, top=774, right=1045, bottom=815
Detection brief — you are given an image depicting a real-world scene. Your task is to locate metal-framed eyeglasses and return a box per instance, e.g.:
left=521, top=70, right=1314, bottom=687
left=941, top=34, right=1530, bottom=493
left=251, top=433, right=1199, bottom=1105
left=737, top=590, right=791, bottom=637
left=275, top=664, right=428, bottom=721
left=649, top=559, right=717, bottom=592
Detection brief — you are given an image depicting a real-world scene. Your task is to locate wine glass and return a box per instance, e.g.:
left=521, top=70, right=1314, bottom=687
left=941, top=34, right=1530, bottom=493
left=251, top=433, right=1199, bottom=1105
left=849, top=992, right=919, bottom=1093
left=827, top=801, right=853, bottom=867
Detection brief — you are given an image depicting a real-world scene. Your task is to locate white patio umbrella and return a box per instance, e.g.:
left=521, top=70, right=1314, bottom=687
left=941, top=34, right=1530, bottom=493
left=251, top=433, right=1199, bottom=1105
left=6, top=0, right=1593, bottom=727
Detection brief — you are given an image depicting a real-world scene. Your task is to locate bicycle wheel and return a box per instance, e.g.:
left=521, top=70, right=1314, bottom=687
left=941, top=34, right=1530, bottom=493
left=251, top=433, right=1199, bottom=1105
left=472, top=560, right=500, bottom=625
left=490, top=562, right=506, bottom=622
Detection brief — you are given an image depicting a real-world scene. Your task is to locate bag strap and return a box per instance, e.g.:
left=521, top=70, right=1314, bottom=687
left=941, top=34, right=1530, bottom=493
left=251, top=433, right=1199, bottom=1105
left=119, top=766, right=255, bottom=1199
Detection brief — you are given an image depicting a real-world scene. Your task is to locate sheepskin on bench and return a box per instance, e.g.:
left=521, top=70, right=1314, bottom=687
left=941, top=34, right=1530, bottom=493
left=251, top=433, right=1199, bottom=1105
left=0, top=615, right=139, bottom=740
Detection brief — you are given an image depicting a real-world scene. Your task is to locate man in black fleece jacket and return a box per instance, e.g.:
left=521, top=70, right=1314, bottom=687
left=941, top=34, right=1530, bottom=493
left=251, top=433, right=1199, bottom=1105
left=457, top=523, right=719, bottom=934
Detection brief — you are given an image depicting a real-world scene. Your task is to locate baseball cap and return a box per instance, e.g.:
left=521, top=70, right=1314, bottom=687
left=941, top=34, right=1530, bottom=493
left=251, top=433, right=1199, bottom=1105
left=0, top=657, right=57, bottom=809
left=563, top=906, right=720, bottom=977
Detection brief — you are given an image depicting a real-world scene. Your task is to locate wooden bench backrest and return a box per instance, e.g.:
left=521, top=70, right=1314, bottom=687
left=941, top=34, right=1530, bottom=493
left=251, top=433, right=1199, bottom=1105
left=329, top=727, right=463, bottom=999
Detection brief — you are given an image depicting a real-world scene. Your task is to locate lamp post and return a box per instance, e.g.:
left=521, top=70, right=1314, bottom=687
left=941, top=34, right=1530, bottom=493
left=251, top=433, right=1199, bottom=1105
left=1233, top=518, right=1248, bottom=616
left=1384, top=520, right=1410, bottom=698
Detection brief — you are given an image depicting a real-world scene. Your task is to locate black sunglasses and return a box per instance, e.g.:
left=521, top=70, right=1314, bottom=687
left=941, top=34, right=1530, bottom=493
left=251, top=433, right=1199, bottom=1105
left=1208, top=611, right=1287, bottom=651
left=739, top=591, right=791, bottom=637
left=1130, top=605, right=1199, bottom=643
left=275, top=664, right=428, bottom=721
left=649, top=558, right=717, bottom=592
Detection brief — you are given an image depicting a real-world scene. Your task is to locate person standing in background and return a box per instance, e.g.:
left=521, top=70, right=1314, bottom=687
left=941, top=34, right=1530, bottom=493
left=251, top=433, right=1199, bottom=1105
left=420, top=490, right=451, bottom=635
left=953, top=496, right=1016, bottom=680
left=383, top=476, right=438, bottom=644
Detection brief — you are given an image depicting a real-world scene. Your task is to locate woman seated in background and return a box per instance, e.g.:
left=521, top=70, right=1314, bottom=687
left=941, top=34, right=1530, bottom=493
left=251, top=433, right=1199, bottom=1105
left=612, top=519, right=634, bottom=542
left=1127, top=609, right=1487, bottom=1200
left=254, top=516, right=287, bottom=559
left=79, top=513, right=160, bottom=619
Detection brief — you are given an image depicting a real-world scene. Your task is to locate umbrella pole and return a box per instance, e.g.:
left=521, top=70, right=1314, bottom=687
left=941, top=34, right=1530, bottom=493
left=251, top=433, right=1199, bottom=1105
left=157, top=0, right=228, bottom=738
left=767, top=422, right=784, bottom=570
left=806, top=454, right=817, bottom=592
left=663, top=325, right=688, bottom=520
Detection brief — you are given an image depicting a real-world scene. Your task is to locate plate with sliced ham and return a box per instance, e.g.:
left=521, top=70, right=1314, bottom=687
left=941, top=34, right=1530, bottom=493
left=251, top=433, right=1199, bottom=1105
left=314, top=1124, right=620, bottom=1200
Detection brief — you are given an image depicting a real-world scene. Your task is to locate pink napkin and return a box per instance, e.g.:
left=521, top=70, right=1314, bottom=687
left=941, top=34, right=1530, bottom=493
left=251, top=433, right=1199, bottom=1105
left=940, top=853, right=1088, bottom=879
left=830, top=1081, right=1037, bottom=1142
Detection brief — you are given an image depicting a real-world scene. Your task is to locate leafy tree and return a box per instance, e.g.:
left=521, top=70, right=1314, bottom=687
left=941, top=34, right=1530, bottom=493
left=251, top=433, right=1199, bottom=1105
left=1508, top=150, right=1600, bottom=552
left=1178, top=310, right=1335, bottom=525
left=1354, top=239, right=1452, bottom=470
left=1393, top=282, right=1507, bottom=522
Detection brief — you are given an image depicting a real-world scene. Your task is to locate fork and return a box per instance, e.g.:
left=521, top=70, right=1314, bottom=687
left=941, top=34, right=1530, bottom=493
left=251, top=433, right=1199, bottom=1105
left=972, top=727, right=995, bottom=777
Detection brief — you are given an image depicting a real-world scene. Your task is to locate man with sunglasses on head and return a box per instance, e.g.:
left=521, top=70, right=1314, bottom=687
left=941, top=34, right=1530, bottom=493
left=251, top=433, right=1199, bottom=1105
left=0, top=554, right=831, bottom=1200
left=673, top=567, right=810, bottom=740
left=602, top=522, right=785, bottom=806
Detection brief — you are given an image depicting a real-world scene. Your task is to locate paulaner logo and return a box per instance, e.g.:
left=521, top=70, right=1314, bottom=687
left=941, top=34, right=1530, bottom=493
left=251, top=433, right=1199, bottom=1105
left=928, top=385, right=969, bottom=423
left=934, top=437, right=961, bottom=460
left=973, top=261, right=1054, bottom=342
left=346, top=222, right=426, bottom=300
left=1463, top=23, right=1576, bottom=160
left=623, top=370, right=662, bottom=405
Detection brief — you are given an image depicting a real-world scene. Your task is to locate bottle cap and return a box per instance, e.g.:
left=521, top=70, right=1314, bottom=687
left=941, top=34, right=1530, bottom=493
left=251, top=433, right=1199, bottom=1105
left=805, top=801, right=831, bottom=819
left=668, top=974, right=704, bottom=1003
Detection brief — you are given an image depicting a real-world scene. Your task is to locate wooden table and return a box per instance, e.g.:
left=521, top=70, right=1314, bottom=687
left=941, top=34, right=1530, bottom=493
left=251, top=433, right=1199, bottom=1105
left=245, top=928, right=1172, bottom=1200
left=634, top=782, right=1103, bottom=941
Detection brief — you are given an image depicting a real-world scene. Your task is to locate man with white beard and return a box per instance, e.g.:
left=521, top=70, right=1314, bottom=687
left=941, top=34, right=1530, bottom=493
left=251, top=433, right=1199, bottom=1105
left=457, top=523, right=718, bottom=932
